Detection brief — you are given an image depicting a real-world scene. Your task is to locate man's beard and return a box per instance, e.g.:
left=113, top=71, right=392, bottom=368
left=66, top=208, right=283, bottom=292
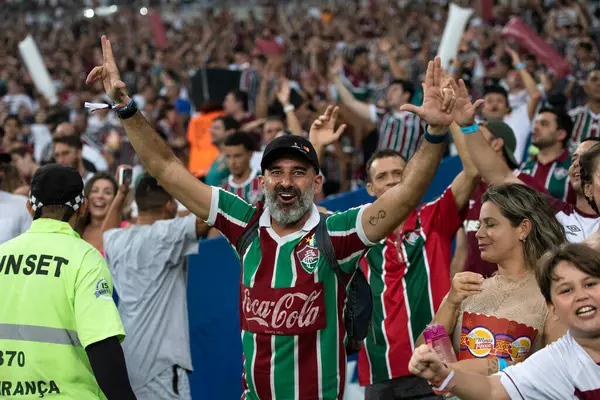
left=264, top=184, right=315, bottom=225
left=531, top=137, right=556, bottom=150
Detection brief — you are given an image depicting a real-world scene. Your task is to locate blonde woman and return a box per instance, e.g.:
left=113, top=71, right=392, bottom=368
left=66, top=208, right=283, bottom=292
left=416, top=183, right=566, bottom=376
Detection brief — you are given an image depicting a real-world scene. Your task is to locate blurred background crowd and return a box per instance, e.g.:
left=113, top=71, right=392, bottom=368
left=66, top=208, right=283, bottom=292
left=1, top=0, right=599, bottom=216
left=3, top=0, right=600, bottom=399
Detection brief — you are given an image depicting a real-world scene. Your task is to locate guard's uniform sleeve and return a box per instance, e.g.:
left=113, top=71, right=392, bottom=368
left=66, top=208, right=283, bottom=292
left=74, top=248, right=125, bottom=349
left=206, top=186, right=258, bottom=248
left=326, top=204, right=375, bottom=274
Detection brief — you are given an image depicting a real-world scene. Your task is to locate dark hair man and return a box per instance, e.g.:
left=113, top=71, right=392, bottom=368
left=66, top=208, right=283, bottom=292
left=222, top=131, right=263, bottom=205
left=334, top=68, right=424, bottom=161
left=519, top=107, right=575, bottom=202
left=357, top=84, right=481, bottom=399
left=53, top=135, right=94, bottom=184
left=204, top=116, right=241, bottom=186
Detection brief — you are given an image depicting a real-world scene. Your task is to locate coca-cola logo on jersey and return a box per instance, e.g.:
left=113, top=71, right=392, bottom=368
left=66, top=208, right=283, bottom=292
left=241, top=282, right=327, bottom=335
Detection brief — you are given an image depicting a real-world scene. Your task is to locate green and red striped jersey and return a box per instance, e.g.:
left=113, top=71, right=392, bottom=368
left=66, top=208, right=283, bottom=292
left=519, top=149, right=575, bottom=203
left=222, top=169, right=264, bottom=205
left=569, top=105, right=600, bottom=148
left=369, top=104, right=426, bottom=161
left=207, top=187, right=374, bottom=400
left=358, top=188, right=463, bottom=385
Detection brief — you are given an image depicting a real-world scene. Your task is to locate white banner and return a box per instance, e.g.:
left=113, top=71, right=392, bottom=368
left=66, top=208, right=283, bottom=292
left=437, top=3, right=474, bottom=70
left=18, top=35, right=58, bottom=105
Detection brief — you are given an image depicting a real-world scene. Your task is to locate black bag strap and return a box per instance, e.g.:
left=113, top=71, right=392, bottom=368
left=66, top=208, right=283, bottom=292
left=315, top=213, right=345, bottom=285
left=236, top=217, right=261, bottom=258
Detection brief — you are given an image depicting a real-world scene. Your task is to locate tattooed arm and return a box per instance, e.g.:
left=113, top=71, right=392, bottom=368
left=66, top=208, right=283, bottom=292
left=450, top=357, right=516, bottom=376
left=361, top=134, right=446, bottom=242
left=361, top=57, right=453, bottom=243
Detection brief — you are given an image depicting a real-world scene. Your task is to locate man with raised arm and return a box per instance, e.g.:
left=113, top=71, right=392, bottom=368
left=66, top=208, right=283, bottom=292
left=86, top=35, right=455, bottom=400
left=462, top=84, right=599, bottom=251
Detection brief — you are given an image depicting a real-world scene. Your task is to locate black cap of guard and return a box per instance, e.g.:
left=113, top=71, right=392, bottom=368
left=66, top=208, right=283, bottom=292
left=29, top=164, right=85, bottom=218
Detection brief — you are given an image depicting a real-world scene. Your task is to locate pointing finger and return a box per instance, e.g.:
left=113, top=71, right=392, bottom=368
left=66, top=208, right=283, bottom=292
left=424, top=60, right=434, bottom=89
left=103, top=35, right=116, bottom=66
left=433, top=56, right=441, bottom=88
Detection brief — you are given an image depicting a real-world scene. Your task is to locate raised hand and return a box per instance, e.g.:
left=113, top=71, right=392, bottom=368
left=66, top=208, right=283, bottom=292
left=309, top=105, right=346, bottom=147
left=328, top=58, right=343, bottom=82
left=449, top=79, right=484, bottom=127
left=378, top=38, right=392, bottom=53
left=86, top=35, right=128, bottom=104
left=276, top=77, right=291, bottom=106
left=505, top=45, right=521, bottom=68
left=408, top=345, right=450, bottom=384
left=400, top=56, right=456, bottom=132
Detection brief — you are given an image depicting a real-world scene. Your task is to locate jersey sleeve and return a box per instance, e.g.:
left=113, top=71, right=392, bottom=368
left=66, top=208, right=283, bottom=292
left=516, top=172, right=549, bottom=195
left=74, top=249, right=125, bottom=349
left=326, top=205, right=375, bottom=274
left=369, top=104, right=387, bottom=124
left=419, top=187, right=464, bottom=240
left=206, top=186, right=258, bottom=248
left=498, top=346, right=570, bottom=399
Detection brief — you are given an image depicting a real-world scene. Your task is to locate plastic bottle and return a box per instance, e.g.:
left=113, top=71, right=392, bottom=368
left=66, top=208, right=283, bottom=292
left=422, top=323, right=458, bottom=398
left=423, top=323, right=457, bottom=363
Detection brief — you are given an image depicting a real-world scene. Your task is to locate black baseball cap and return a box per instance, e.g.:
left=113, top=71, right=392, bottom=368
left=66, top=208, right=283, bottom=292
left=29, top=164, right=85, bottom=219
left=261, top=135, right=320, bottom=173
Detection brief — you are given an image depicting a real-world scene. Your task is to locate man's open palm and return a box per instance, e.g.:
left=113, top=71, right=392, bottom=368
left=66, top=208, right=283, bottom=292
left=400, top=56, right=456, bottom=130
left=86, top=35, right=128, bottom=104
left=451, top=79, right=484, bottom=127
left=309, top=105, right=346, bottom=147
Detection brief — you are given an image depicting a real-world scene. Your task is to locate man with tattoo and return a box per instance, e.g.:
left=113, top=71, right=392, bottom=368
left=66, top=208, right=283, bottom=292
left=357, top=80, right=482, bottom=400
left=87, top=35, right=456, bottom=400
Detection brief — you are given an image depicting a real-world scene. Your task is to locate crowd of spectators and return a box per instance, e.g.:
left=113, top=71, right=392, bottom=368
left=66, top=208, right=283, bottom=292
left=4, top=0, right=600, bottom=398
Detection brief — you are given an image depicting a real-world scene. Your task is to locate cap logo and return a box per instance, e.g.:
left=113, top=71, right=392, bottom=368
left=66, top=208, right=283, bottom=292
left=292, top=143, right=309, bottom=153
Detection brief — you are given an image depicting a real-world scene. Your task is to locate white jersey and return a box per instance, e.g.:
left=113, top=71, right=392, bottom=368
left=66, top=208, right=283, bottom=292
left=499, top=331, right=600, bottom=399
left=546, top=197, right=600, bottom=243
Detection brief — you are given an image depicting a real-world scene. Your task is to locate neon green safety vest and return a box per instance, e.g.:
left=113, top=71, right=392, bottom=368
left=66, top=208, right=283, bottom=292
left=0, top=218, right=125, bottom=399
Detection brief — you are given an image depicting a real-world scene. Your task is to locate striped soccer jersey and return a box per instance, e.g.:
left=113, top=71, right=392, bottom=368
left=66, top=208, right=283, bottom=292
left=520, top=149, right=575, bottom=202
left=207, top=187, right=374, bottom=400
left=569, top=105, right=600, bottom=149
left=370, top=104, right=426, bottom=161
left=222, top=169, right=264, bottom=206
left=340, top=66, right=371, bottom=102
left=358, top=188, right=462, bottom=385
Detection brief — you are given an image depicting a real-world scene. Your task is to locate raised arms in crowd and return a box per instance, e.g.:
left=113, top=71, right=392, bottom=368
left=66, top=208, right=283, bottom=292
left=87, top=35, right=458, bottom=245
left=505, top=46, right=542, bottom=121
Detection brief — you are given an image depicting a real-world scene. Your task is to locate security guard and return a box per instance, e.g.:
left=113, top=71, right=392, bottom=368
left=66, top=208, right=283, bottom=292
left=0, top=164, right=136, bottom=399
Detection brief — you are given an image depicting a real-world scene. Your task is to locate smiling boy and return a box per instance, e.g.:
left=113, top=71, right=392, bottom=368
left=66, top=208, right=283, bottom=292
left=408, top=243, right=600, bottom=399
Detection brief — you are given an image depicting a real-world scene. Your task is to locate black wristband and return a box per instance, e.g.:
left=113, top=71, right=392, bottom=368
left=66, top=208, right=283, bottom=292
left=424, top=129, right=448, bottom=144
left=114, top=98, right=138, bottom=120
